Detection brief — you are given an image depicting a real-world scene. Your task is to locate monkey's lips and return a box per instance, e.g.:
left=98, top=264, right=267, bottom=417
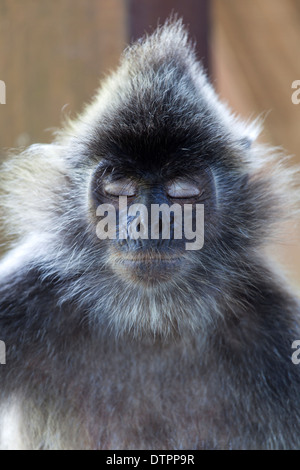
left=109, top=252, right=184, bottom=284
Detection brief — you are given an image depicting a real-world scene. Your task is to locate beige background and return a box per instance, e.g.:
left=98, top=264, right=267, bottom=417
left=212, top=0, right=300, bottom=289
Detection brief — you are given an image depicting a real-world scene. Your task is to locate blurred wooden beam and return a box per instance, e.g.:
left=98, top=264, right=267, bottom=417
left=127, top=0, right=211, bottom=73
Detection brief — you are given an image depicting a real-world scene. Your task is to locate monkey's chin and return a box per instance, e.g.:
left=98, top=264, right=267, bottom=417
left=111, top=257, right=183, bottom=286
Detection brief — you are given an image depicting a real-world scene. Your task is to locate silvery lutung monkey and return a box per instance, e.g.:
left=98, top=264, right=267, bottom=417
left=0, top=20, right=300, bottom=450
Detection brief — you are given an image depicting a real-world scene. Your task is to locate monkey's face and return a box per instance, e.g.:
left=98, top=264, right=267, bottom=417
left=89, top=157, right=216, bottom=287
left=77, top=43, right=256, bottom=307
left=81, top=59, right=244, bottom=293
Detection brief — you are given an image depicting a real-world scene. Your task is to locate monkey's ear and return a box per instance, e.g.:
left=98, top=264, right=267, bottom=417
left=239, top=137, right=253, bottom=149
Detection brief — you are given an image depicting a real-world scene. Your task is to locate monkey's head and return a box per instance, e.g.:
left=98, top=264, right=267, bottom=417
left=78, top=22, right=255, bottom=286
left=2, top=20, right=298, bottom=337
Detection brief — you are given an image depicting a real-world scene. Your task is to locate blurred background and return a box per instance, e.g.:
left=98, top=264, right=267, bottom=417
left=0, top=0, right=299, bottom=287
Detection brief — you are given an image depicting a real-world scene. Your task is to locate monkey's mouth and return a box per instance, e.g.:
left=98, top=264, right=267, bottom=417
left=122, top=256, right=182, bottom=270
left=109, top=250, right=184, bottom=284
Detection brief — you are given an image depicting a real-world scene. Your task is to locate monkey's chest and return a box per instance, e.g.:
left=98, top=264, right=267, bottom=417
left=79, top=370, right=227, bottom=450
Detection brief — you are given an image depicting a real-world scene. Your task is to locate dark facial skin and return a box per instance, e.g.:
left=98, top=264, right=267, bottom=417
left=90, top=162, right=216, bottom=285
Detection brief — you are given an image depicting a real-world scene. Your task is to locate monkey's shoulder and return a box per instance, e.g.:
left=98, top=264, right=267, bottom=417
left=0, top=260, right=61, bottom=338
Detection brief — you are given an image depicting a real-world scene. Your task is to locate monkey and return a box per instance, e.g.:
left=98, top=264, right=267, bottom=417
left=0, top=18, right=300, bottom=450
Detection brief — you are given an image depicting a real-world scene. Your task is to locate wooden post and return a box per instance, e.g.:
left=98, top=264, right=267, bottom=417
left=127, top=0, right=211, bottom=73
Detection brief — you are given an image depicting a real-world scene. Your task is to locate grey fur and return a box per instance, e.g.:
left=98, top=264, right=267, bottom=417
left=0, top=19, right=300, bottom=449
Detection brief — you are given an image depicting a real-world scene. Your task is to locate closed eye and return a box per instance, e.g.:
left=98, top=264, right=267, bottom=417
left=166, top=180, right=201, bottom=199
left=104, top=179, right=137, bottom=197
